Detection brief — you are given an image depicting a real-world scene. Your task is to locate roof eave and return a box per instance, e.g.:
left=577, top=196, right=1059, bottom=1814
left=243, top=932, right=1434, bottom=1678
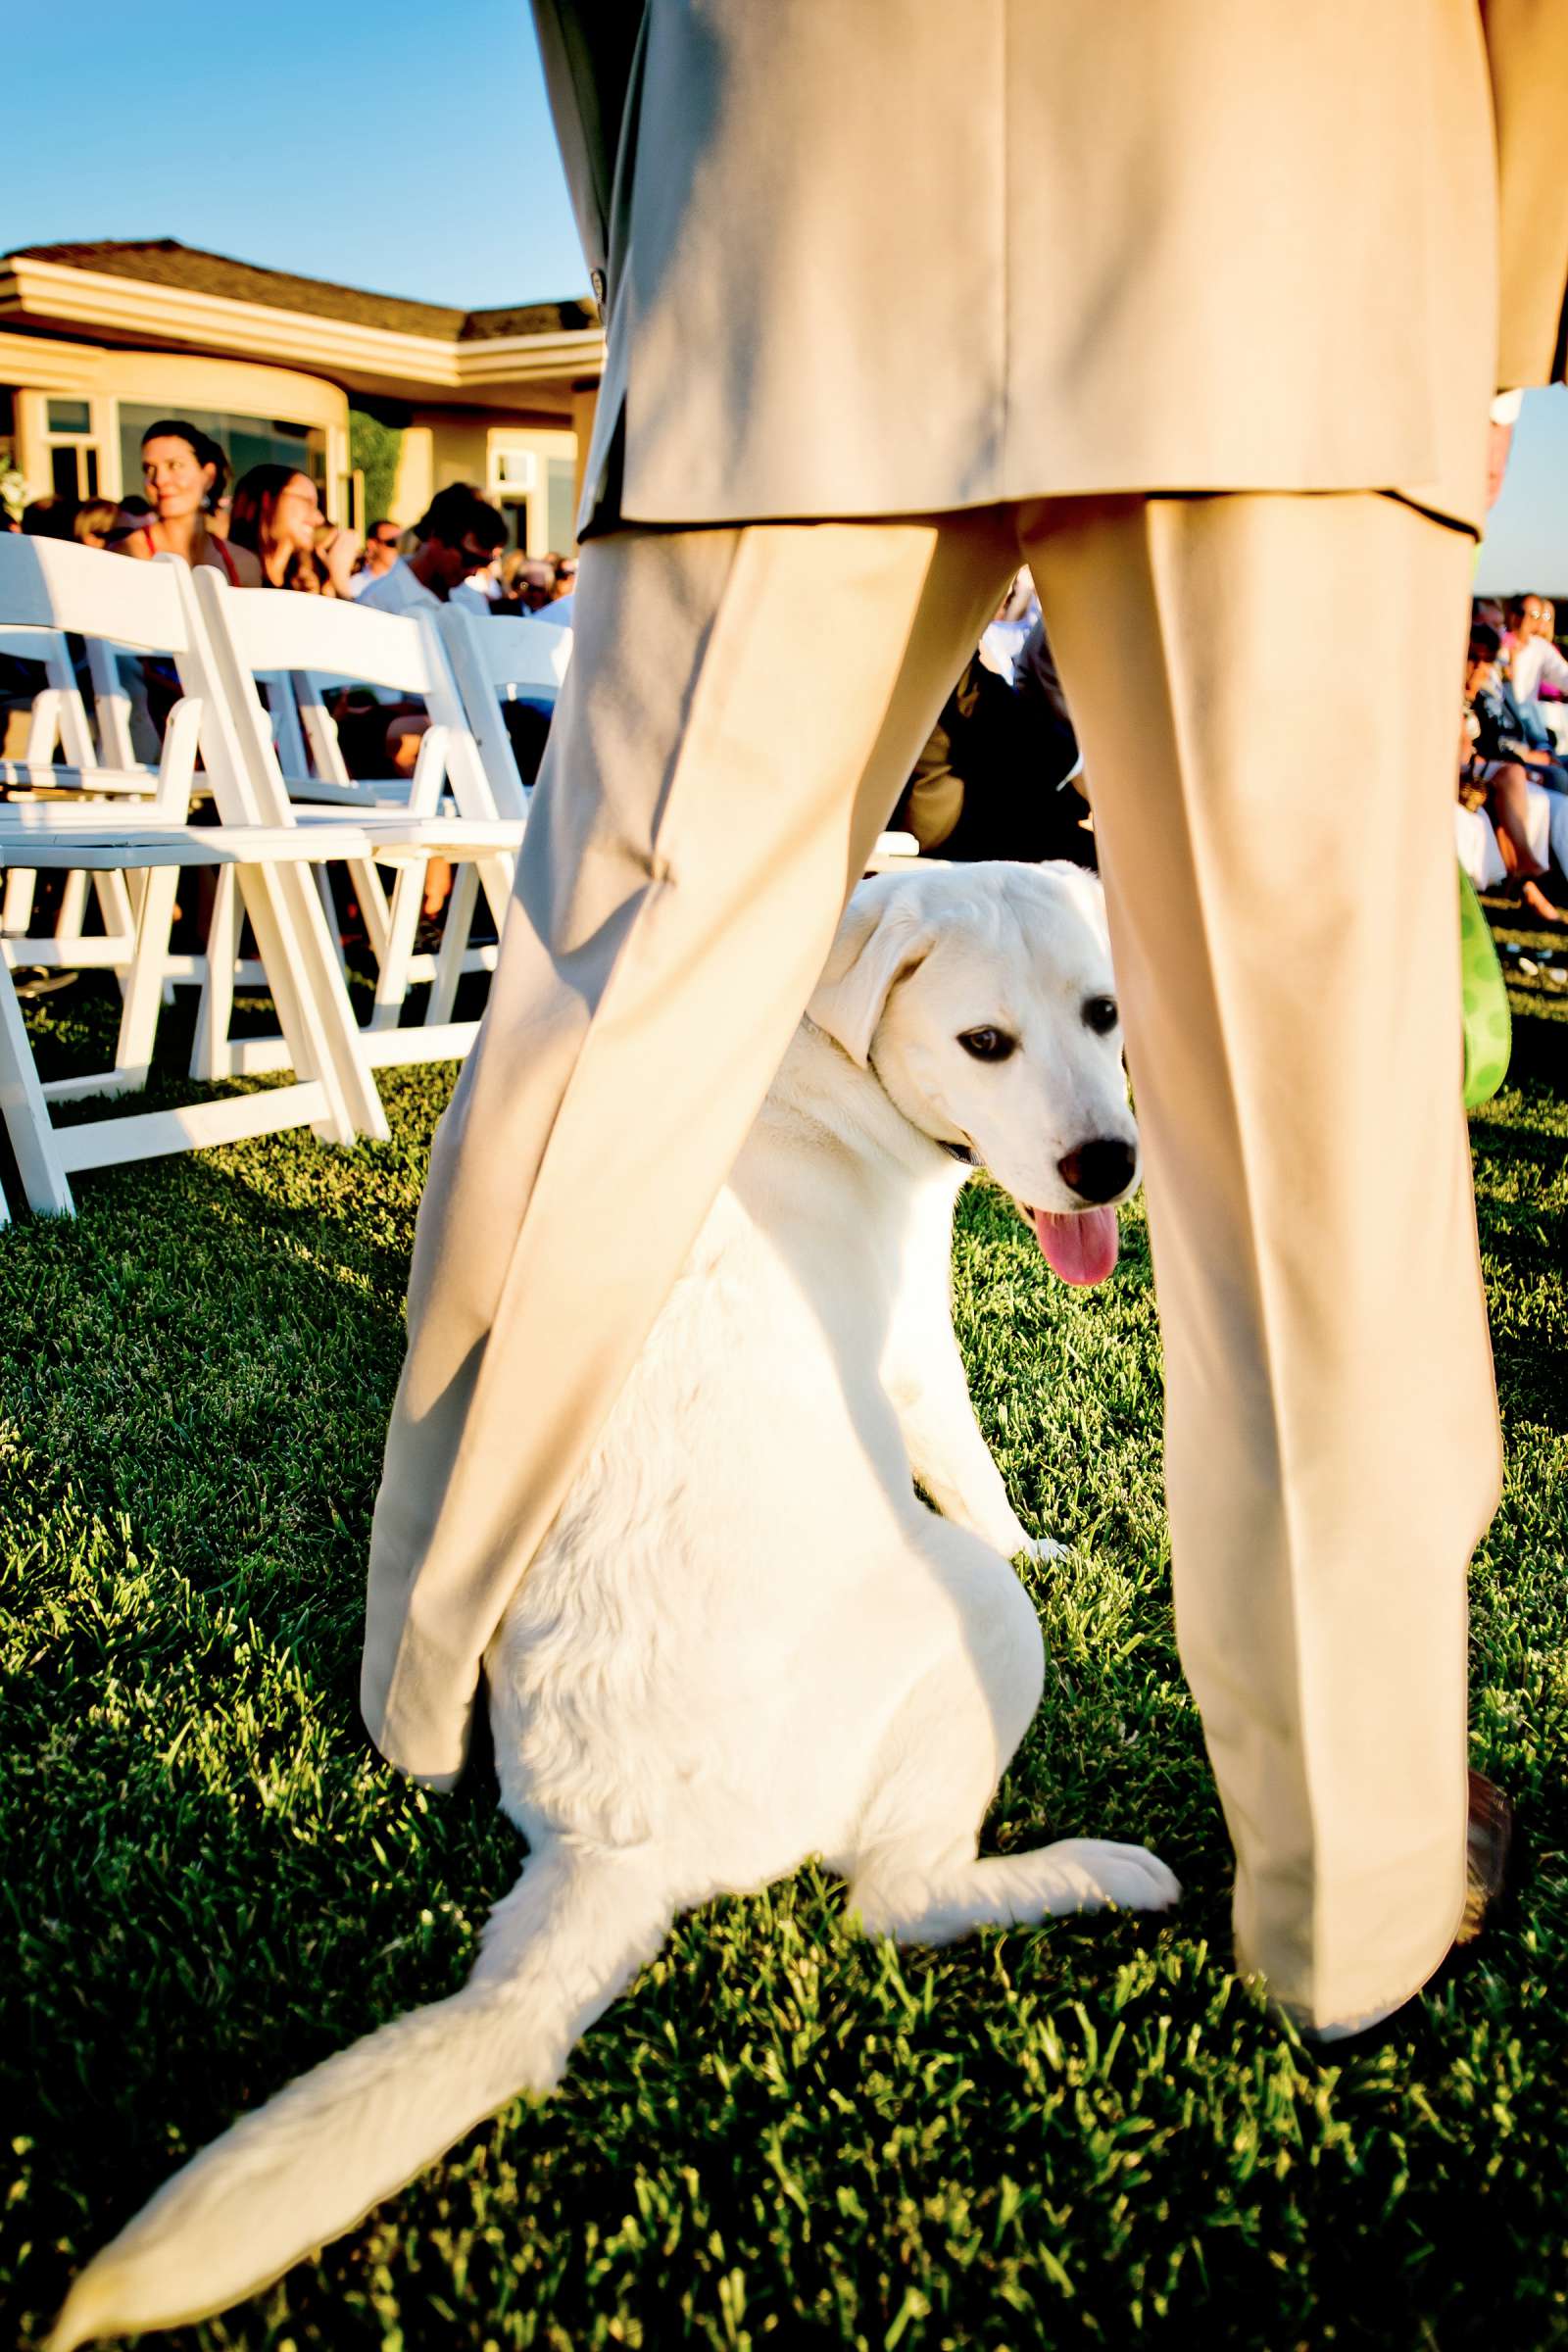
left=0, top=256, right=605, bottom=398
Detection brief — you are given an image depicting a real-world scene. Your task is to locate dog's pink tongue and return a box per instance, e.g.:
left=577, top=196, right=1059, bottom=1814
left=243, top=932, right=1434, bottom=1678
left=1032, top=1205, right=1119, bottom=1286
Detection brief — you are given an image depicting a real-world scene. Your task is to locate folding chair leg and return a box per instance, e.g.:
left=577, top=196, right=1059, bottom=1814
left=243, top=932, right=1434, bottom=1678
left=114, top=866, right=181, bottom=1091
left=191, top=865, right=241, bottom=1082
left=2, top=868, right=37, bottom=935
left=0, top=958, right=74, bottom=1215
left=348, top=856, right=391, bottom=964
left=316, top=865, right=347, bottom=973
left=55, top=870, right=89, bottom=950
left=425, top=862, right=478, bottom=1026
left=236, top=861, right=389, bottom=1144
left=369, top=863, right=423, bottom=1032
left=102, top=867, right=138, bottom=927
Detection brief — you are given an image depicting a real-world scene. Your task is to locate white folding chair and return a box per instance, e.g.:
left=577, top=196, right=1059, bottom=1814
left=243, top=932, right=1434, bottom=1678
left=439, top=600, right=924, bottom=885
left=435, top=606, right=569, bottom=821
left=0, top=622, right=150, bottom=973
left=0, top=538, right=391, bottom=1216
left=190, top=573, right=524, bottom=1074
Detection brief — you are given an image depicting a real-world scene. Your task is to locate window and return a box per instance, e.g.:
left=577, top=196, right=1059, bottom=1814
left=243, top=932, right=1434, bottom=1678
left=44, top=399, right=100, bottom=500
left=51, top=446, right=99, bottom=499
left=120, top=405, right=327, bottom=504
left=491, top=446, right=537, bottom=491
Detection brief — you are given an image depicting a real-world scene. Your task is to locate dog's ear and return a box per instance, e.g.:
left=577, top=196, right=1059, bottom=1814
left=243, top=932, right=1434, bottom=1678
left=808, top=881, right=934, bottom=1067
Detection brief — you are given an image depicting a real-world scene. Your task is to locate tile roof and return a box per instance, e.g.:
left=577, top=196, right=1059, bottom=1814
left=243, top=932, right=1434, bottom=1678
left=8, top=239, right=596, bottom=341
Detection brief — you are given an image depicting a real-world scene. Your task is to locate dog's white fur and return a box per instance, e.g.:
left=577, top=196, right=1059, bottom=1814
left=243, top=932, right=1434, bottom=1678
left=54, top=861, right=1178, bottom=2348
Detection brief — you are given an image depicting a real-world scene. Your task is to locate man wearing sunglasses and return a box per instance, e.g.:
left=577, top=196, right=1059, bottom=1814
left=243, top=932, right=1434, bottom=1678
left=350, top=519, right=405, bottom=596
left=354, top=485, right=507, bottom=617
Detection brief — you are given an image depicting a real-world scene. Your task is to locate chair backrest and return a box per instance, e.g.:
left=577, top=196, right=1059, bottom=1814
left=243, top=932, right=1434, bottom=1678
left=436, top=607, right=570, bottom=820
left=0, top=622, right=99, bottom=769
left=441, top=609, right=572, bottom=700
left=190, top=571, right=499, bottom=822
left=0, top=533, right=192, bottom=655
left=258, top=670, right=313, bottom=780
left=200, top=582, right=450, bottom=701
left=0, top=539, right=219, bottom=816
left=82, top=638, right=147, bottom=768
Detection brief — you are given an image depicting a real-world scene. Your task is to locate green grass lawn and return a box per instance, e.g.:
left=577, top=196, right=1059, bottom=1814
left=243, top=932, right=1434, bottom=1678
left=2, top=923, right=1565, bottom=2352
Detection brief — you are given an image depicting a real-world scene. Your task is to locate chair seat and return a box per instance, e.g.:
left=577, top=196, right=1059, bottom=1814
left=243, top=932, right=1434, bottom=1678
left=4, top=814, right=526, bottom=870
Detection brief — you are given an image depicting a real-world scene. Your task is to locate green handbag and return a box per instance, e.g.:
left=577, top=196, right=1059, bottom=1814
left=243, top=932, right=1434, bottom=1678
left=1459, top=864, right=1512, bottom=1110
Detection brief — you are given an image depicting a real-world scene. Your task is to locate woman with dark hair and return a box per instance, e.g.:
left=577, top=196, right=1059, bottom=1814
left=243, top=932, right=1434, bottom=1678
left=116, top=419, right=260, bottom=583
left=227, top=464, right=360, bottom=596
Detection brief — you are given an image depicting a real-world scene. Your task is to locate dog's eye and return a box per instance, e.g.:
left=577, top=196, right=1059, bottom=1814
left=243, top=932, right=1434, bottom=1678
left=1083, top=996, right=1119, bottom=1036
left=957, top=1027, right=1016, bottom=1061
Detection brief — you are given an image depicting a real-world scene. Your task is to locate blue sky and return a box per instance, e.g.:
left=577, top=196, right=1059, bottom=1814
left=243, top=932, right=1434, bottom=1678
left=8, top=0, right=586, bottom=307
left=9, top=0, right=1567, bottom=583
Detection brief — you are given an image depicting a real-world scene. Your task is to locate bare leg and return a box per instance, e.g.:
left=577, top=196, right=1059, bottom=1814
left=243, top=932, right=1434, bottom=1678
left=1487, top=762, right=1548, bottom=878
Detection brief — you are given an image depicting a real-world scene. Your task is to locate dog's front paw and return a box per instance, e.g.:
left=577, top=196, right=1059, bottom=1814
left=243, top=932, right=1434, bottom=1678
left=1043, top=1838, right=1182, bottom=1914
left=1014, top=1532, right=1066, bottom=1567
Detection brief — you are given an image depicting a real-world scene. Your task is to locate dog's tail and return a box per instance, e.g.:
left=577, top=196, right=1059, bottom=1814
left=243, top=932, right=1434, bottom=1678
left=51, top=1846, right=672, bottom=2351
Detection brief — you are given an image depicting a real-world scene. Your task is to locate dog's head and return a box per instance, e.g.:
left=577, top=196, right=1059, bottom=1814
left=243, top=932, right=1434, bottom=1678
left=808, top=862, right=1138, bottom=1284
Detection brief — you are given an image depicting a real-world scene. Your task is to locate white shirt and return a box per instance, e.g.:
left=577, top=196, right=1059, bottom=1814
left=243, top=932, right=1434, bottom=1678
left=349, top=563, right=399, bottom=600
left=1509, top=633, right=1568, bottom=715
left=353, top=558, right=441, bottom=617
left=450, top=576, right=501, bottom=615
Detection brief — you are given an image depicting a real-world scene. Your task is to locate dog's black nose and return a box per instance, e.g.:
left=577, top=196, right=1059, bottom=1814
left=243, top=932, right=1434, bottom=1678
left=1056, top=1138, right=1136, bottom=1203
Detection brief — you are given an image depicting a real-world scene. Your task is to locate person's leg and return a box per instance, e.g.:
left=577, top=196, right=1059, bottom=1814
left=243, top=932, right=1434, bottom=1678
left=1020, top=492, right=1500, bottom=2031
left=1486, top=763, right=1549, bottom=877
left=364, top=511, right=1018, bottom=1785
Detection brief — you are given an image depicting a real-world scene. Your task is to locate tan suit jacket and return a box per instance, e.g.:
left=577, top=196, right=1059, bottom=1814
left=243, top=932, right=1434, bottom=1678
left=534, top=0, right=1568, bottom=537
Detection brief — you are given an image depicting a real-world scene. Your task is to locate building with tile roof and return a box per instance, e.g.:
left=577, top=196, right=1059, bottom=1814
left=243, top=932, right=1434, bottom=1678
left=0, top=239, right=605, bottom=548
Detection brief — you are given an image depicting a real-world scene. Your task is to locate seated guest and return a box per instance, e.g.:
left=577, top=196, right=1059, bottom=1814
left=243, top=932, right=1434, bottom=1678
left=227, top=465, right=361, bottom=596
left=21, top=496, right=78, bottom=540
left=1504, top=593, right=1568, bottom=744
left=105, top=495, right=153, bottom=550
left=72, top=499, right=121, bottom=551
left=1468, top=621, right=1568, bottom=793
left=531, top=583, right=574, bottom=630
left=892, top=620, right=1092, bottom=867
left=979, top=568, right=1040, bottom=681
left=1462, top=626, right=1563, bottom=924
left=116, top=420, right=260, bottom=583
left=500, top=553, right=557, bottom=613
left=451, top=553, right=503, bottom=615
left=351, top=520, right=404, bottom=597
left=343, top=486, right=505, bottom=920
left=355, top=484, right=507, bottom=616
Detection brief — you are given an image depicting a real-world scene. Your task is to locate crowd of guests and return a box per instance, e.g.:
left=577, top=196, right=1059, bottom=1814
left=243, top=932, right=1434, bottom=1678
left=10, top=417, right=579, bottom=620
left=12, top=416, right=1567, bottom=916
left=1461, top=592, right=1568, bottom=924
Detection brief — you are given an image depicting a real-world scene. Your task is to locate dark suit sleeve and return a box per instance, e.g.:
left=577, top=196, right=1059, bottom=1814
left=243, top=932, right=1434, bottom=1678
left=1480, top=0, right=1568, bottom=384
left=530, top=0, right=646, bottom=302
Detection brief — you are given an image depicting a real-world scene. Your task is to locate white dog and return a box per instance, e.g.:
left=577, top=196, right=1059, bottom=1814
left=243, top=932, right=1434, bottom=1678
left=54, top=860, right=1180, bottom=2348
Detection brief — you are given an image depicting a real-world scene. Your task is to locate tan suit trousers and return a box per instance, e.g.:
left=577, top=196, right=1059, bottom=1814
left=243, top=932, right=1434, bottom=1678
left=364, top=493, right=1499, bottom=2028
